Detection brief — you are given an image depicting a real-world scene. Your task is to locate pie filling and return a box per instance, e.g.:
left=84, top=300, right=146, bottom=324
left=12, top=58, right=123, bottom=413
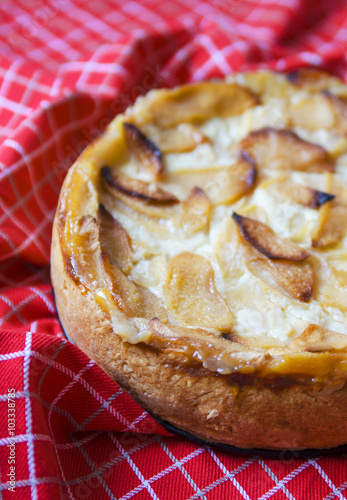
left=57, top=70, right=347, bottom=381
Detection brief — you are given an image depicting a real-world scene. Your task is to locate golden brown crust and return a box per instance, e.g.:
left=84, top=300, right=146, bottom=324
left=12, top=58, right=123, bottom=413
left=52, top=219, right=347, bottom=449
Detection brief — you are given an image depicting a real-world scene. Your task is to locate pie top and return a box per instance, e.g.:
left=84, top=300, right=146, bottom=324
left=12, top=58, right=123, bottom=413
left=56, top=69, right=347, bottom=383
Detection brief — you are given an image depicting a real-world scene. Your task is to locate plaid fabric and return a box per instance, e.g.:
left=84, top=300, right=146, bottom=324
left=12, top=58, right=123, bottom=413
left=1, top=1, right=347, bottom=498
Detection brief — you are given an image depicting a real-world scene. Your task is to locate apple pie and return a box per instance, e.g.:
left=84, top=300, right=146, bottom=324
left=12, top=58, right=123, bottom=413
left=51, top=69, right=347, bottom=450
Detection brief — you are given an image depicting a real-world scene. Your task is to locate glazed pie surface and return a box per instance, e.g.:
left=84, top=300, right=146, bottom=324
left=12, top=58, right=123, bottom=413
left=52, top=70, right=347, bottom=449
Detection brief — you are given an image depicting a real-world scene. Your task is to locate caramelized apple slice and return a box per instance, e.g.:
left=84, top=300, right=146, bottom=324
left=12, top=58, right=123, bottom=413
left=313, top=260, right=347, bottom=310
left=69, top=215, right=103, bottom=291
left=180, top=187, right=211, bottom=233
left=172, top=159, right=256, bottom=205
left=101, top=166, right=180, bottom=219
left=233, top=214, right=313, bottom=302
left=286, top=68, right=342, bottom=91
left=232, top=213, right=309, bottom=261
left=228, top=70, right=295, bottom=99
left=312, top=192, right=347, bottom=247
left=269, top=180, right=335, bottom=208
left=238, top=128, right=334, bottom=173
left=102, top=166, right=178, bottom=203
left=136, top=82, right=258, bottom=127
left=290, top=324, right=347, bottom=352
left=261, top=258, right=313, bottom=302
left=199, top=160, right=256, bottom=205
left=101, top=252, right=167, bottom=321
left=207, top=160, right=256, bottom=204
left=141, top=123, right=208, bottom=153
left=123, top=122, right=163, bottom=177
left=289, top=94, right=336, bottom=130
left=289, top=91, right=347, bottom=132
left=245, top=252, right=313, bottom=302
left=136, top=285, right=168, bottom=322
left=323, top=91, right=347, bottom=133
left=163, top=252, right=233, bottom=331
left=100, top=250, right=139, bottom=314
left=148, top=318, right=268, bottom=374
left=98, top=204, right=133, bottom=274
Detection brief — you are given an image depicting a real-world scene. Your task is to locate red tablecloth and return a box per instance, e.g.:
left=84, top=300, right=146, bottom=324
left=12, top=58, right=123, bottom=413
left=1, top=1, right=347, bottom=498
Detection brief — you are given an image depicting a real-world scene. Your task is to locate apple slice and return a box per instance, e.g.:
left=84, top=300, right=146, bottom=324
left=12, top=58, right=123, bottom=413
left=232, top=213, right=309, bottom=261
left=286, top=68, right=342, bottom=91
left=100, top=252, right=167, bottom=321
left=232, top=213, right=313, bottom=302
left=135, top=82, right=258, bottom=127
left=238, top=127, right=334, bottom=173
left=148, top=318, right=268, bottom=374
left=98, top=204, right=133, bottom=274
left=257, top=258, right=313, bottom=302
left=101, top=165, right=180, bottom=219
left=172, top=159, right=256, bottom=205
left=289, top=91, right=347, bottom=132
left=322, top=91, right=347, bottom=134
left=290, top=324, right=347, bottom=352
left=141, top=123, right=209, bottom=153
left=100, top=250, right=139, bottom=314
left=228, top=70, right=295, bottom=99
left=205, top=160, right=256, bottom=204
left=269, top=180, right=335, bottom=208
left=180, top=187, right=211, bottom=233
left=312, top=192, right=347, bottom=247
left=102, top=166, right=178, bottom=203
left=123, top=122, right=163, bottom=177
left=68, top=215, right=104, bottom=292
left=313, top=260, right=347, bottom=310
left=163, top=252, right=234, bottom=331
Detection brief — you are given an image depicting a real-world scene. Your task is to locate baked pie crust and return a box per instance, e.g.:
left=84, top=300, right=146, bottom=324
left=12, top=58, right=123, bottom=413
left=51, top=70, right=347, bottom=450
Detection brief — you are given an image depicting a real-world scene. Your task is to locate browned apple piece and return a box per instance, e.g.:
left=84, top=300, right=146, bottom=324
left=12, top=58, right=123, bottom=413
left=148, top=318, right=268, bottom=374
left=163, top=252, right=234, bottom=331
left=69, top=215, right=103, bottom=291
left=312, top=193, right=347, bottom=247
left=286, top=68, right=342, bottom=91
left=101, top=166, right=180, bottom=219
left=224, top=332, right=285, bottom=350
left=139, top=82, right=258, bottom=127
left=172, top=159, right=256, bottom=205
left=201, top=160, right=256, bottom=205
left=238, top=128, right=334, bottom=173
left=100, top=252, right=167, bottom=321
left=265, top=258, right=313, bottom=302
left=247, top=254, right=313, bottom=302
left=141, top=123, right=209, bottom=153
left=136, top=285, right=168, bottom=322
left=233, top=214, right=313, bottom=301
left=232, top=212, right=309, bottom=261
left=231, top=71, right=295, bottom=99
left=313, top=260, right=347, bottom=310
left=102, top=166, right=178, bottom=203
left=289, top=91, right=347, bottom=132
left=289, top=93, right=336, bottom=130
left=180, top=187, right=211, bottom=233
left=322, top=91, right=347, bottom=133
left=98, top=204, right=133, bottom=274
left=123, top=122, right=163, bottom=177
left=290, top=324, right=347, bottom=352
left=269, top=180, right=335, bottom=208
left=100, top=250, right=139, bottom=314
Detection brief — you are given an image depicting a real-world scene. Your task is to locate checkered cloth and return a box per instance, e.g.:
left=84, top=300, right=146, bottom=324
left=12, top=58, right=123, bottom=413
left=1, top=1, right=347, bottom=499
